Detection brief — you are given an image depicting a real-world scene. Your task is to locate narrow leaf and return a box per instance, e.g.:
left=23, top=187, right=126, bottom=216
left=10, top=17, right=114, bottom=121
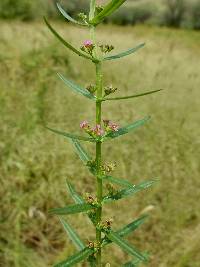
left=104, top=43, right=145, bottom=61
left=104, top=116, right=150, bottom=141
left=102, top=215, right=148, bottom=247
left=71, top=139, right=96, bottom=174
left=88, top=256, right=97, bottom=267
left=49, top=203, right=94, bottom=215
left=71, top=139, right=91, bottom=163
left=101, top=175, right=132, bottom=187
left=105, top=231, right=148, bottom=262
left=57, top=73, right=96, bottom=100
left=59, top=217, right=85, bottom=250
left=66, top=180, right=84, bottom=204
left=123, top=252, right=149, bottom=267
left=90, top=0, right=127, bottom=25
left=54, top=247, right=93, bottom=267
left=66, top=180, right=96, bottom=224
left=46, top=126, right=95, bottom=143
left=103, top=179, right=158, bottom=203
left=104, top=89, right=163, bottom=101
left=44, top=17, right=93, bottom=61
left=56, top=3, right=87, bottom=26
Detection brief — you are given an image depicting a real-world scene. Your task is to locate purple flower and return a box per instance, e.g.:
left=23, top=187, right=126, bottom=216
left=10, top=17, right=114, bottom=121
left=80, top=120, right=89, bottom=129
left=83, top=40, right=93, bottom=48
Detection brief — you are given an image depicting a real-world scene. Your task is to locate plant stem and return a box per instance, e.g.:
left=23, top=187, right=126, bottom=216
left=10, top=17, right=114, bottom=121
left=89, top=1, right=103, bottom=266
left=95, top=62, right=103, bottom=267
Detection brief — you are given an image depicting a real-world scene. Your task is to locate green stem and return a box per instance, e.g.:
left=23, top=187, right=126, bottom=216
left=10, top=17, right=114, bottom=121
left=89, top=1, right=103, bottom=266
left=95, top=62, right=103, bottom=267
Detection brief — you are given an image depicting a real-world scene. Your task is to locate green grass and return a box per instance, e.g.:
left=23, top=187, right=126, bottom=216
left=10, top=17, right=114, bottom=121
left=0, top=20, right=200, bottom=267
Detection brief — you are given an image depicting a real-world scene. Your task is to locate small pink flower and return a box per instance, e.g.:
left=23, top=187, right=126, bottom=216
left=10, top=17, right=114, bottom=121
left=109, top=123, right=119, bottom=132
left=83, top=40, right=93, bottom=48
left=92, top=124, right=104, bottom=136
left=80, top=120, right=89, bottom=129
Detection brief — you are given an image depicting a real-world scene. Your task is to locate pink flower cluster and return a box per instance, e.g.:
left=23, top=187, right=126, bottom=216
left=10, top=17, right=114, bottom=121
left=80, top=120, right=119, bottom=138
left=103, top=120, right=119, bottom=132
left=83, top=40, right=93, bottom=48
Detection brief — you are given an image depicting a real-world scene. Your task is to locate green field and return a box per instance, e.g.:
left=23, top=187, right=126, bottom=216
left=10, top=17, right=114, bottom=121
left=0, top=21, right=200, bottom=267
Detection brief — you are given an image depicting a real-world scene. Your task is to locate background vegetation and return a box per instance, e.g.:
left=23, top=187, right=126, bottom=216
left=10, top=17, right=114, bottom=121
left=0, top=17, right=200, bottom=266
left=0, top=0, right=200, bottom=29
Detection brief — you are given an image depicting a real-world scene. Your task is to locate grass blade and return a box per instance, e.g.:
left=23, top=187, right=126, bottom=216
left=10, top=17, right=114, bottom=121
left=90, top=0, right=127, bottom=25
left=57, top=73, right=96, bottom=100
left=49, top=203, right=94, bottom=215
left=104, top=116, right=150, bottom=141
left=44, top=17, right=93, bottom=61
left=103, top=179, right=158, bottom=203
left=101, top=175, right=133, bottom=187
left=53, top=247, right=93, bottom=267
left=104, top=89, right=163, bottom=101
left=59, top=217, right=85, bottom=250
left=46, top=126, right=95, bottom=143
left=104, top=43, right=145, bottom=61
left=56, top=3, right=87, bottom=26
left=105, top=231, right=148, bottom=262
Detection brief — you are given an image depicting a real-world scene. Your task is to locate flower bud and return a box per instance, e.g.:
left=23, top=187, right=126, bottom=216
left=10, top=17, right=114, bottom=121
left=86, top=84, right=96, bottom=94
left=104, top=85, right=117, bottom=96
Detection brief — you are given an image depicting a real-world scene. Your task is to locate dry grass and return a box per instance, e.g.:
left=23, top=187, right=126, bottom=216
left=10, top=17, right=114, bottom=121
left=0, top=20, right=200, bottom=267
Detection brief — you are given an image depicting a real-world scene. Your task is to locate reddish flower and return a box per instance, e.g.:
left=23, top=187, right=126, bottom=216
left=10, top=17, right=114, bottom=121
left=80, top=120, right=89, bottom=129
left=92, top=124, right=104, bottom=136
left=83, top=40, right=93, bottom=48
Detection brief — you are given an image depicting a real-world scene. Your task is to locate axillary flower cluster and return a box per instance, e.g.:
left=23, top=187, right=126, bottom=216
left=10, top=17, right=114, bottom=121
left=80, top=119, right=119, bottom=138
left=44, top=0, right=162, bottom=266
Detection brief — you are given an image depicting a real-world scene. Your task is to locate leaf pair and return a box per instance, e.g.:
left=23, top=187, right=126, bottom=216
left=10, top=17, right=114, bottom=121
left=46, top=116, right=150, bottom=146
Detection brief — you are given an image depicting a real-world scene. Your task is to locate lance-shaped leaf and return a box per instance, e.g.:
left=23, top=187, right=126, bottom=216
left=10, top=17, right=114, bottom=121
left=56, top=3, right=87, bottom=26
left=105, top=231, right=148, bottom=262
left=70, top=139, right=96, bottom=175
left=103, top=179, right=158, bottom=203
left=90, top=0, right=127, bottom=25
left=44, top=17, right=94, bottom=61
left=101, top=175, right=133, bottom=187
left=46, top=126, right=95, bottom=143
left=57, top=73, right=96, bottom=101
left=49, top=203, right=94, bottom=215
left=102, top=215, right=148, bottom=247
left=103, top=89, right=163, bottom=101
left=104, top=43, right=145, bottom=61
left=59, top=217, right=85, bottom=250
left=66, top=180, right=85, bottom=204
left=104, top=116, right=150, bottom=141
left=54, top=247, right=93, bottom=267
left=123, top=253, right=149, bottom=267
left=66, top=180, right=96, bottom=223
left=71, top=139, right=92, bottom=163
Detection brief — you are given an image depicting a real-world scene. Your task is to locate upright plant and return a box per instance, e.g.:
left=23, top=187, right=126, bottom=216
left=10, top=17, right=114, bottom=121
left=44, top=1, right=161, bottom=266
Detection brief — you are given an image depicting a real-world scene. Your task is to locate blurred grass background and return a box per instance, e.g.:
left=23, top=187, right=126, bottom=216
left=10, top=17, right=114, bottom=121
left=0, top=0, right=200, bottom=267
